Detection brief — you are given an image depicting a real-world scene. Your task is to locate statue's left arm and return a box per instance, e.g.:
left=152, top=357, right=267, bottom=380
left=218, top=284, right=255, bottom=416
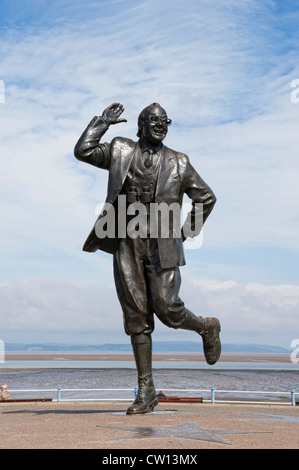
left=181, top=159, right=216, bottom=240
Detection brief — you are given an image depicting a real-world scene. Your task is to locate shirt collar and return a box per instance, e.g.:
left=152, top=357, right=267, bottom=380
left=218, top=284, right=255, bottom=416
left=139, top=138, right=162, bottom=153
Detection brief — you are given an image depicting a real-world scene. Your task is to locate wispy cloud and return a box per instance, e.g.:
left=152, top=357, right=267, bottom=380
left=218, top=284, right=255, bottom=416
left=1, top=0, right=298, bottom=344
left=1, top=275, right=297, bottom=347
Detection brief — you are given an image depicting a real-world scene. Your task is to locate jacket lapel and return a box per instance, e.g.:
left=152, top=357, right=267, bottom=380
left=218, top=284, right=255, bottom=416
left=155, top=145, right=177, bottom=198
left=106, top=140, right=137, bottom=204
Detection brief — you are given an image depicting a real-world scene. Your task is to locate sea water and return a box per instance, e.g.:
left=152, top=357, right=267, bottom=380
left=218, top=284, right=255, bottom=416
left=1, top=360, right=298, bottom=403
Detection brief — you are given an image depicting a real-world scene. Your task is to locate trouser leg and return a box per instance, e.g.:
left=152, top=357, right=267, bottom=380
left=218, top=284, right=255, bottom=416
left=145, top=263, right=221, bottom=365
left=113, top=237, right=220, bottom=369
left=113, top=240, right=158, bottom=414
left=113, top=239, right=154, bottom=336
left=145, top=263, right=206, bottom=331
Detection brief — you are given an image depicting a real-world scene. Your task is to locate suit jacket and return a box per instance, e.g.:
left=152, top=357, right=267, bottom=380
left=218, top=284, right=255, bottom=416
left=74, top=116, right=216, bottom=269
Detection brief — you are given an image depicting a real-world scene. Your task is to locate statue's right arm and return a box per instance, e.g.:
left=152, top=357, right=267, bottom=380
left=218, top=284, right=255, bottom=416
left=74, top=116, right=111, bottom=170
left=74, top=103, right=126, bottom=170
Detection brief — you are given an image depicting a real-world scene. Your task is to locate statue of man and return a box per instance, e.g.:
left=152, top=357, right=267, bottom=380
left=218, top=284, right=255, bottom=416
left=74, top=102, right=221, bottom=414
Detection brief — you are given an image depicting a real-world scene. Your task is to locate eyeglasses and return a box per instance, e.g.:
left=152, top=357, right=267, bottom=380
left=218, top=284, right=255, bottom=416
left=146, top=115, right=172, bottom=126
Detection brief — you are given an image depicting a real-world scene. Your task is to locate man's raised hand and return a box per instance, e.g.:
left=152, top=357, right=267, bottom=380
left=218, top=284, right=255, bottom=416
left=101, top=102, right=127, bottom=125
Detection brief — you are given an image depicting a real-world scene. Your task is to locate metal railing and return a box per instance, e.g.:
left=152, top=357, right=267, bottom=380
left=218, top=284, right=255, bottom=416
left=5, top=386, right=298, bottom=406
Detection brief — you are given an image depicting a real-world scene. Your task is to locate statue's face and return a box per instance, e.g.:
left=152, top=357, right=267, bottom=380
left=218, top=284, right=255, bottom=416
left=140, top=105, right=171, bottom=145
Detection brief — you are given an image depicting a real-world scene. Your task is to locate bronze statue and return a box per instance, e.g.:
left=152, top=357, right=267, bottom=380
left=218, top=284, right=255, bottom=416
left=74, top=102, right=221, bottom=414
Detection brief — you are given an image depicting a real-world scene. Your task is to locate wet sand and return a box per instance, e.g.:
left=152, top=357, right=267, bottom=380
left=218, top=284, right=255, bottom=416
left=4, top=352, right=291, bottom=363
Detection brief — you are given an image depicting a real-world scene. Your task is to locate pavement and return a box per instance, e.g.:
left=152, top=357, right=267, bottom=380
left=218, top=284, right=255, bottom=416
left=0, top=401, right=298, bottom=451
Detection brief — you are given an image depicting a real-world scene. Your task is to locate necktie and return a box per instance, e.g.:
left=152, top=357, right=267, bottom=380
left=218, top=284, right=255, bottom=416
left=144, top=149, right=154, bottom=168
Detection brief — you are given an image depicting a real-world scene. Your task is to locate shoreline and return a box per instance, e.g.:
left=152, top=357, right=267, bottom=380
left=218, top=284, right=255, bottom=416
left=3, top=352, right=292, bottom=363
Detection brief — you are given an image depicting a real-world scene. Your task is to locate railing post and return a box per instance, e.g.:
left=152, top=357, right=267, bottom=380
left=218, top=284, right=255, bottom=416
left=57, top=385, right=61, bottom=403
left=211, top=386, right=215, bottom=404
left=291, top=388, right=295, bottom=406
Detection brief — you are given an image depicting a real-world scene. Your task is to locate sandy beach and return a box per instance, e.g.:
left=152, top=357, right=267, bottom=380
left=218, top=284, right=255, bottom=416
left=4, top=352, right=292, bottom=363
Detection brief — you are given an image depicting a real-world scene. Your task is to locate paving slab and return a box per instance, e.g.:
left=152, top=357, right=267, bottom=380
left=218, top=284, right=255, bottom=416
left=0, top=401, right=298, bottom=450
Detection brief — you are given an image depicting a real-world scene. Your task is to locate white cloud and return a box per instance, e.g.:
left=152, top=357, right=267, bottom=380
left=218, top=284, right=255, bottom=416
left=185, top=90, right=299, bottom=252
left=0, top=275, right=123, bottom=343
left=0, top=275, right=297, bottom=347
left=180, top=279, right=299, bottom=347
left=0, top=0, right=299, bottom=345
left=1, top=0, right=298, bottom=258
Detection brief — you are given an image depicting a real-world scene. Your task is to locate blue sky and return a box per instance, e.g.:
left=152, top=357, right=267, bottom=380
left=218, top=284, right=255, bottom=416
left=0, top=0, right=299, bottom=348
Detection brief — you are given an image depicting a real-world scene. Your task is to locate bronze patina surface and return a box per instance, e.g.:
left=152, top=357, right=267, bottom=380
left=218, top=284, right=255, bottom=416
left=74, top=102, right=221, bottom=414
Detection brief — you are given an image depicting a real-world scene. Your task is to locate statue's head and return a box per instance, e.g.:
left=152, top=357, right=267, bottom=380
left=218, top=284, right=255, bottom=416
left=137, top=102, right=172, bottom=145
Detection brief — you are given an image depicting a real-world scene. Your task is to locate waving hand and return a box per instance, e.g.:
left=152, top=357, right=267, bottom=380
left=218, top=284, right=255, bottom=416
left=101, top=102, right=127, bottom=125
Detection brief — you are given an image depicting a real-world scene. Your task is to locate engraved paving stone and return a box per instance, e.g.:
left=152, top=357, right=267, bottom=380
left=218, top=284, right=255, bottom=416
left=97, top=420, right=271, bottom=445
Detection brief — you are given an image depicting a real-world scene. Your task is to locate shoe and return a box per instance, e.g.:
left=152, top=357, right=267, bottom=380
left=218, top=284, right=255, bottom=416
left=200, top=317, right=221, bottom=365
left=126, top=374, right=158, bottom=415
